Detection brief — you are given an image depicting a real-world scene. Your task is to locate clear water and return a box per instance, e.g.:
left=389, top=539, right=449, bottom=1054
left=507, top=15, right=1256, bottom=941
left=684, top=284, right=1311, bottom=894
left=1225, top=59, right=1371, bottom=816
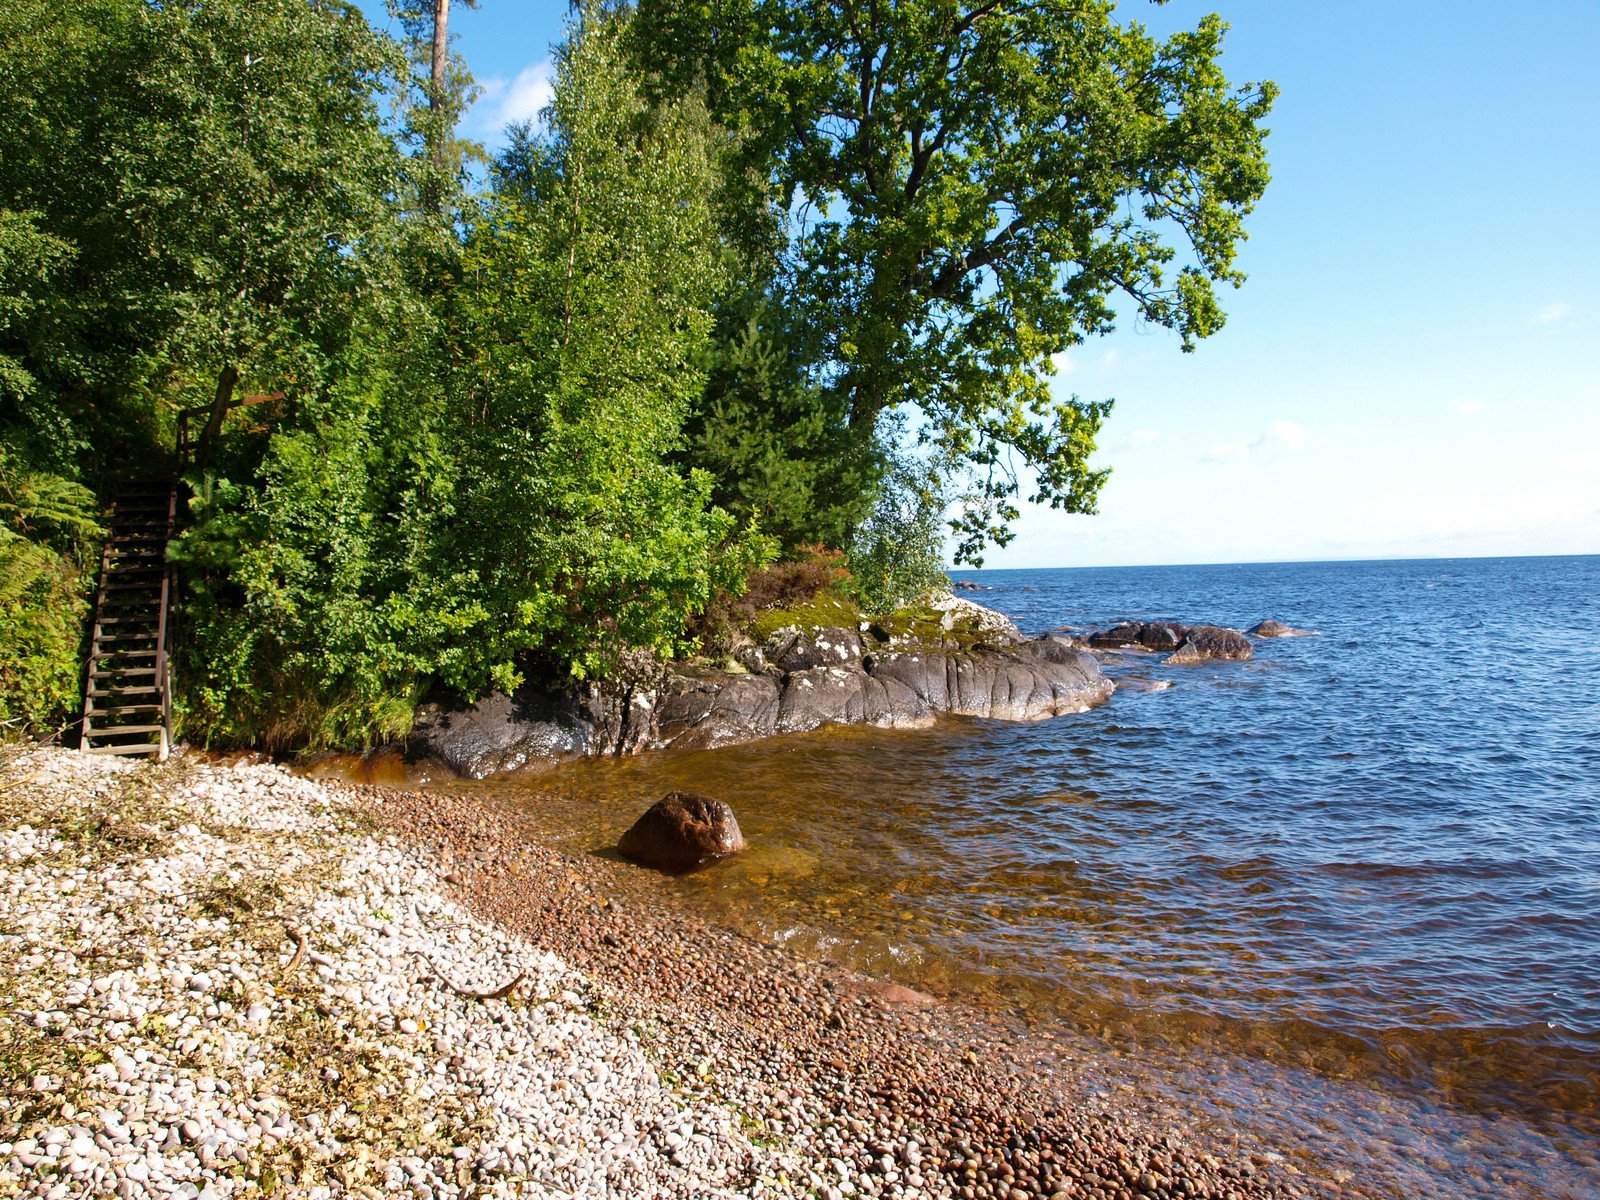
left=436, top=555, right=1600, bottom=1193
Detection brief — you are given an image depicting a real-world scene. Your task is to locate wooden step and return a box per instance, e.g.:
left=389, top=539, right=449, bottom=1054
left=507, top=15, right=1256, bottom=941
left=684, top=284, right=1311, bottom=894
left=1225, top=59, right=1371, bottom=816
left=84, top=743, right=163, bottom=757
left=93, top=649, right=159, bottom=661
left=86, top=703, right=161, bottom=716
left=90, top=667, right=158, bottom=680
left=94, top=616, right=159, bottom=626
left=84, top=723, right=166, bottom=735
left=95, top=634, right=158, bottom=646
left=86, top=684, right=160, bottom=697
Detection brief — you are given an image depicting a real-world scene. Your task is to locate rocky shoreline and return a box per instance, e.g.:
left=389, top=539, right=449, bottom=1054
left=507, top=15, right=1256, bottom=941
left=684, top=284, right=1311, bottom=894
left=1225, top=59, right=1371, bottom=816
left=1, top=748, right=1314, bottom=1200
left=405, top=594, right=1272, bottom=781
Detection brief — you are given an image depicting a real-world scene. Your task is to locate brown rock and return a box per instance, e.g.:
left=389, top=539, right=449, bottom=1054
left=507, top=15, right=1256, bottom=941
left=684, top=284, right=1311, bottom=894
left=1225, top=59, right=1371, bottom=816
left=617, top=791, right=747, bottom=873
left=1248, top=619, right=1313, bottom=638
left=1166, top=625, right=1253, bottom=663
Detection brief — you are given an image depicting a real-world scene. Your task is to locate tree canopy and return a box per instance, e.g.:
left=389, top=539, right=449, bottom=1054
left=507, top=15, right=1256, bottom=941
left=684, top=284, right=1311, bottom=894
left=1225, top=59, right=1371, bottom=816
left=637, top=0, right=1276, bottom=559
left=0, top=0, right=1274, bottom=747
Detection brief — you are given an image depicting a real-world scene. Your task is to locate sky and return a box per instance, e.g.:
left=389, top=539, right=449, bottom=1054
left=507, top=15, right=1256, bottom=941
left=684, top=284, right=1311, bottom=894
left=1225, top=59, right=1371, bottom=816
left=359, top=1, right=1600, bottom=568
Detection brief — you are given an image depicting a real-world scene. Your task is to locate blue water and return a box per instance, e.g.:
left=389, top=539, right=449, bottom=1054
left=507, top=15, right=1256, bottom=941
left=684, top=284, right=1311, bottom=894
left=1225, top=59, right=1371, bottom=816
left=473, top=555, right=1600, bottom=1192
left=956, top=556, right=1600, bottom=1052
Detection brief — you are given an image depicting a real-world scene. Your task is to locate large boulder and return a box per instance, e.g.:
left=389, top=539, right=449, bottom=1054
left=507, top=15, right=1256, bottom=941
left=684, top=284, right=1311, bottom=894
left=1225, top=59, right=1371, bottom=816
left=618, top=791, right=746, bottom=872
left=1087, top=622, right=1144, bottom=649
left=408, top=689, right=591, bottom=778
left=1136, top=623, right=1184, bottom=652
left=1166, top=624, right=1253, bottom=663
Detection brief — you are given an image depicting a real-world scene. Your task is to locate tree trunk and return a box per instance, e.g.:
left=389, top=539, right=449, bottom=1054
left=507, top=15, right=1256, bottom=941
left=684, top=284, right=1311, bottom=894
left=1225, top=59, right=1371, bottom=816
left=425, top=0, right=452, bottom=213
left=198, top=364, right=239, bottom=467
left=430, top=0, right=450, bottom=129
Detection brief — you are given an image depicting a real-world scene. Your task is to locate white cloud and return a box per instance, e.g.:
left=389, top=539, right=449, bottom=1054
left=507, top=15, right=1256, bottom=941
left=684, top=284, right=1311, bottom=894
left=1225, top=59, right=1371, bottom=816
left=1050, top=351, right=1079, bottom=376
left=1199, top=420, right=1310, bottom=463
left=1530, top=302, right=1572, bottom=325
left=1269, top=419, right=1309, bottom=451
left=1114, top=429, right=1164, bottom=450
left=475, top=59, right=554, bottom=137
left=1201, top=441, right=1251, bottom=463
left=1453, top=397, right=1487, bottom=416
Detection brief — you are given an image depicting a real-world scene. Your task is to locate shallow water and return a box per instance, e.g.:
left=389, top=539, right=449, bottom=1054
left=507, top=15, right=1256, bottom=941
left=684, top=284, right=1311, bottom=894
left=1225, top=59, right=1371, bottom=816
left=440, top=555, right=1600, bottom=1195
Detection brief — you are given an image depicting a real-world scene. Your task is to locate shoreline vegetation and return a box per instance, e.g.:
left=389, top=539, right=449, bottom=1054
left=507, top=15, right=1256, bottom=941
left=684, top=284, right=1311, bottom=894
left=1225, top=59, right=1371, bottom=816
left=2, top=0, right=1274, bottom=754
left=0, top=747, right=1315, bottom=1200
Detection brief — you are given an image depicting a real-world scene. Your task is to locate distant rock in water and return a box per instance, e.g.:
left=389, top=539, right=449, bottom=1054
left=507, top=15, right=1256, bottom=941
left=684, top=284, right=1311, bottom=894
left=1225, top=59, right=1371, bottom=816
left=1165, top=625, right=1253, bottom=663
left=1249, top=619, right=1314, bottom=637
left=1117, top=677, right=1174, bottom=694
left=1087, top=620, right=1253, bottom=663
left=951, top=579, right=992, bottom=591
left=618, top=791, right=746, bottom=873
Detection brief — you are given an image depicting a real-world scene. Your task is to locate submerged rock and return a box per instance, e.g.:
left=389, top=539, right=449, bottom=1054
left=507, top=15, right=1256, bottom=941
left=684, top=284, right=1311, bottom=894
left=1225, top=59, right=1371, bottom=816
left=618, top=791, right=746, bottom=872
left=1249, top=618, right=1314, bottom=637
left=1086, top=620, right=1253, bottom=663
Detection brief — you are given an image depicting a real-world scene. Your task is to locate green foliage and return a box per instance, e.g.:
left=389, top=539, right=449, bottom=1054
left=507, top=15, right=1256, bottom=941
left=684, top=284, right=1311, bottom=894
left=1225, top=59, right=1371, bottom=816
left=683, top=296, right=875, bottom=551
left=636, top=0, right=1275, bottom=560
left=169, top=386, right=441, bottom=751
left=0, top=0, right=1277, bottom=752
left=450, top=6, right=765, bottom=683
left=0, top=447, right=100, bottom=739
left=844, top=437, right=951, bottom=614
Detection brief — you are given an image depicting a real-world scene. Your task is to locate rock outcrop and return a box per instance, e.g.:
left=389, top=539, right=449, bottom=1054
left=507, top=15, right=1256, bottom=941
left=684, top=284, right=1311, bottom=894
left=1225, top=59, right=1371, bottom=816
left=410, top=593, right=1114, bottom=778
left=617, top=791, right=746, bottom=872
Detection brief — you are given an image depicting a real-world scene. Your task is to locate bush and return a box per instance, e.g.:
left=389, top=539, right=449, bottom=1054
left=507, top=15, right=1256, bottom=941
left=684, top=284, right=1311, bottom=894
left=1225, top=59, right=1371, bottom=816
left=844, top=446, right=950, bottom=614
left=0, top=449, right=100, bottom=740
left=691, top=543, right=850, bottom=651
left=0, top=539, right=90, bottom=739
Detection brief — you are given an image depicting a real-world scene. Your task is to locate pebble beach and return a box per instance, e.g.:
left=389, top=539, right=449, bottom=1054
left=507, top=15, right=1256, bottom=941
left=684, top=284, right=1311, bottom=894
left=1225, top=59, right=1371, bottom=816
left=0, top=748, right=1311, bottom=1200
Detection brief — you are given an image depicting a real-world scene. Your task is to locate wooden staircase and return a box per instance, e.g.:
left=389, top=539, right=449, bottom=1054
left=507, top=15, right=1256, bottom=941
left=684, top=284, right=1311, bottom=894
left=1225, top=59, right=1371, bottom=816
left=80, top=481, right=177, bottom=758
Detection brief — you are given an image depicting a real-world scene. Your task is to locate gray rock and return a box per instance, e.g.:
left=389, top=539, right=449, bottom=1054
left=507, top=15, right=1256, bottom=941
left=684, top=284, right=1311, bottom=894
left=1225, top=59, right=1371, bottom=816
left=1086, top=620, right=1253, bottom=663
left=410, top=636, right=1112, bottom=777
left=408, top=689, right=591, bottom=779
left=1168, top=624, right=1253, bottom=662
left=763, top=625, right=864, bottom=672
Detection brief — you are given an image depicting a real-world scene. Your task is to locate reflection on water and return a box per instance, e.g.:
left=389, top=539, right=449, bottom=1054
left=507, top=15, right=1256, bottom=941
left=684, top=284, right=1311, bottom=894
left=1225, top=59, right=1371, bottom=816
left=418, top=556, right=1600, bottom=1195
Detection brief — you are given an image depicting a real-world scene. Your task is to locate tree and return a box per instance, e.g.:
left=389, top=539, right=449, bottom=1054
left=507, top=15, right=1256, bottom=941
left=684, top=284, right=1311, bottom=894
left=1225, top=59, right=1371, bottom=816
left=388, top=0, right=482, bottom=215
left=448, top=6, right=762, bottom=683
left=683, top=292, right=876, bottom=550
left=636, top=0, right=1276, bottom=560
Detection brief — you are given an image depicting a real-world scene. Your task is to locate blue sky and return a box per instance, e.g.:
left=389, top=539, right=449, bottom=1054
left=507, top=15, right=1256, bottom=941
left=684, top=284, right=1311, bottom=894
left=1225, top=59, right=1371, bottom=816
left=362, top=1, right=1600, bottom=567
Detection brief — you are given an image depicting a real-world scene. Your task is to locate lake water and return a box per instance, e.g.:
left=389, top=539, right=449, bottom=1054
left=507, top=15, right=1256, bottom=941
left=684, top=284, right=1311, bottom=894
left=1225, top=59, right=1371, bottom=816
left=447, top=556, right=1600, bottom=1195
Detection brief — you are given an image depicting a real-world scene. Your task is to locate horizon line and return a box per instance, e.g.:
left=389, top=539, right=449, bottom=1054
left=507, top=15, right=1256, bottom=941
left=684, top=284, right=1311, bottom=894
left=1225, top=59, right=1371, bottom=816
left=946, top=549, right=1600, bottom=573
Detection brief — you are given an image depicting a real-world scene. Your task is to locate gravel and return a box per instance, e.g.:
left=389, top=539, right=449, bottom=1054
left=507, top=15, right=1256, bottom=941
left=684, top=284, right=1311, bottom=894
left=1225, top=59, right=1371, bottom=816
left=0, top=748, right=1314, bottom=1199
